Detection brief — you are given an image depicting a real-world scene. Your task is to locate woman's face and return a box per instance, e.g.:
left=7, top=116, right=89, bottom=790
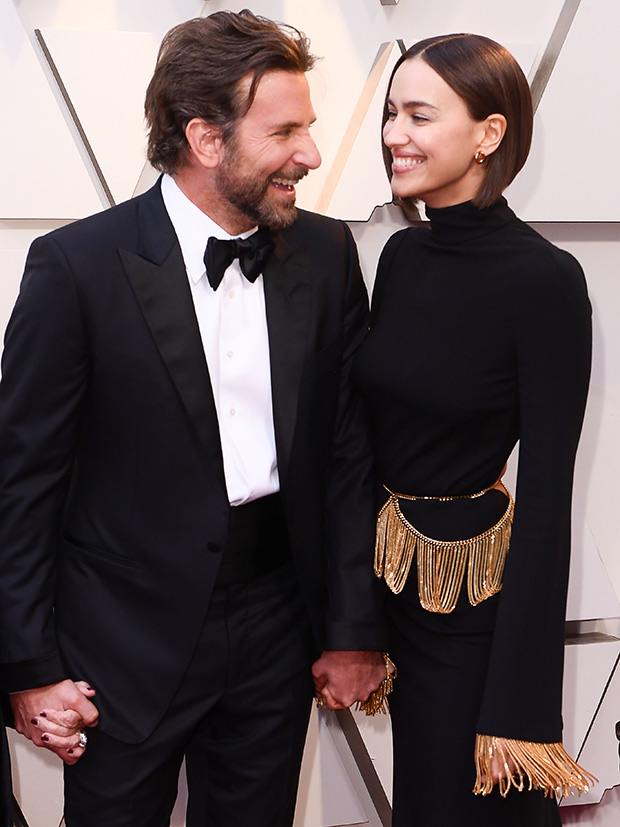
left=383, top=56, right=488, bottom=208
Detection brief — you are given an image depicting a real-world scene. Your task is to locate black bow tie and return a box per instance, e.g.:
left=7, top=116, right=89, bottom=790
left=204, top=226, right=274, bottom=290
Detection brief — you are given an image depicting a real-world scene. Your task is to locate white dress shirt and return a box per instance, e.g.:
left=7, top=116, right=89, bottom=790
left=160, top=174, right=279, bottom=505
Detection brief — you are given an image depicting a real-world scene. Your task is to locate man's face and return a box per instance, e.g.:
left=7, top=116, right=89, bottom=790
left=216, top=71, right=321, bottom=229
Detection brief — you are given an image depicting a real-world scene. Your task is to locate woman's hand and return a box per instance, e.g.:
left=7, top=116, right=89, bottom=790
left=11, top=679, right=98, bottom=765
left=489, top=743, right=517, bottom=785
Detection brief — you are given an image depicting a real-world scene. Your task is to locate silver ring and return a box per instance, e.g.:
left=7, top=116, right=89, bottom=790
left=77, top=731, right=88, bottom=749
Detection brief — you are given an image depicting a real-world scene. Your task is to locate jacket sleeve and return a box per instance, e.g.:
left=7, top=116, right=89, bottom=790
left=0, top=234, right=89, bottom=692
left=323, top=221, right=388, bottom=651
left=474, top=246, right=593, bottom=795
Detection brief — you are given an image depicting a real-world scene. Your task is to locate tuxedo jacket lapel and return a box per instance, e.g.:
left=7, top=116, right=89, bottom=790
left=265, top=233, right=312, bottom=485
left=120, top=188, right=226, bottom=487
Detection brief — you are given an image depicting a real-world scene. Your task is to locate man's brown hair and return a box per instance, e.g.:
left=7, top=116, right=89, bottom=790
left=145, top=9, right=316, bottom=174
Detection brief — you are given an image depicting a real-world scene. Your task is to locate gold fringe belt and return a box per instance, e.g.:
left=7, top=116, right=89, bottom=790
left=473, top=734, right=598, bottom=798
left=374, top=482, right=514, bottom=613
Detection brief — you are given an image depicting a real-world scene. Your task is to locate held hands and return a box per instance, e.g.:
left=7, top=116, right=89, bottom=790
left=311, top=650, right=387, bottom=711
left=10, top=679, right=99, bottom=765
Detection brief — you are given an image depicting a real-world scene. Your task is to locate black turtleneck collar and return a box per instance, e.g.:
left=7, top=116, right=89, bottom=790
left=423, top=197, right=516, bottom=246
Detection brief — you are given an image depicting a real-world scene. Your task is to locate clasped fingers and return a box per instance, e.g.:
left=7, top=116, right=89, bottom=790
left=31, top=706, right=83, bottom=737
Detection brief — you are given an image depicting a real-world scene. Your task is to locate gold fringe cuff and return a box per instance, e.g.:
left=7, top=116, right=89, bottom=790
left=355, top=653, right=397, bottom=716
left=314, top=653, right=397, bottom=716
left=473, top=734, right=598, bottom=798
left=375, top=486, right=514, bottom=612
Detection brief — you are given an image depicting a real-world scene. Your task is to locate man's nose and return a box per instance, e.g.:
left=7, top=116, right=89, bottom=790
left=294, top=134, right=321, bottom=170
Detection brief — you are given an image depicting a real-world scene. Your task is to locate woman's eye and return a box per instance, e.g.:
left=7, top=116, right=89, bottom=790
left=412, top=114, right=429, bottom=124
left=386, top=110, right=397, bottom=120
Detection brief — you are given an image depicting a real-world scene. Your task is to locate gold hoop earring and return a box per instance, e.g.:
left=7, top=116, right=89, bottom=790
left=474, top=151, right=486, bottom=164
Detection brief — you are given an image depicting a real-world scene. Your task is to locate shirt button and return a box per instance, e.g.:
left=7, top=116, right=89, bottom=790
left=227, top=351, right=234, bottom=358
left=228, top=290, right=235, bottom=299
left=230, top=408, right=236, bottom=416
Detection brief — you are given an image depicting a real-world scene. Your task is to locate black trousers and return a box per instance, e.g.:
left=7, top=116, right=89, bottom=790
left=64, top=557, right=316, bottom=827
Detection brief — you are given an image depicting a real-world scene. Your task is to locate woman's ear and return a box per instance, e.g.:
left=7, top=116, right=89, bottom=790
left=184, top=118, right=223, bottom=169
left=477, top=113, right=507, bottom=158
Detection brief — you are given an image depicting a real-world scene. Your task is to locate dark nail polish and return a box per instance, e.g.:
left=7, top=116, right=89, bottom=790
left=39, top=711, right=47, bottom=718
left=67, top=748, right=74, bottom=754
left=30, top=718, right=39, bottom=726
left=85, top=686, right=93, bottom=691
left=41, top=734, right=49, bottom=742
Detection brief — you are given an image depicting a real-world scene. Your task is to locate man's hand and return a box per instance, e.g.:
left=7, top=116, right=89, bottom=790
left=312, top=650, right=386, bottom=710
left=10, top=679, right=99, bottom=765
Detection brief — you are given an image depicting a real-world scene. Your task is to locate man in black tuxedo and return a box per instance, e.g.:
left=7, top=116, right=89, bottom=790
left=0, top=10, right=387, bottom=826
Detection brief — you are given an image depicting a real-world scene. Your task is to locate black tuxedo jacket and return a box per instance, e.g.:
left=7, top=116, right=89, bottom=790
left=0, top=182, right=386, bottom=742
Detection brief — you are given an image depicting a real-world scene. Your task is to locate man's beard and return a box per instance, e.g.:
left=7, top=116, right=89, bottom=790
left=216, top=138, right=308, bottom=230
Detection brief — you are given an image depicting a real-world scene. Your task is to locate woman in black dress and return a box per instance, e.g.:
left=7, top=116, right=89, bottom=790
left=355, top=34, right=595, bottom=825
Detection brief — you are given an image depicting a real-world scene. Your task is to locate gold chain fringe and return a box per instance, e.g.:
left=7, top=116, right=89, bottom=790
left=314, top=653, right=397, bottom=716
left=355, top=653, right=397, bottom=716
left=375, top=484, right=514, bottom=612
left=473, top=734, right=598, bottom=798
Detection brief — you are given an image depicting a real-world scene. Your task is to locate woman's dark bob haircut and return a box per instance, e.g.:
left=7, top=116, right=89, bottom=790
left=382, top=33, right=533, bottom=209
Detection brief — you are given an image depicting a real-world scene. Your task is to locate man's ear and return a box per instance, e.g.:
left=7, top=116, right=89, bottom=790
left=477, top=113, right=507, bottom=159
left=185, top=119, right=223, bottom=169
